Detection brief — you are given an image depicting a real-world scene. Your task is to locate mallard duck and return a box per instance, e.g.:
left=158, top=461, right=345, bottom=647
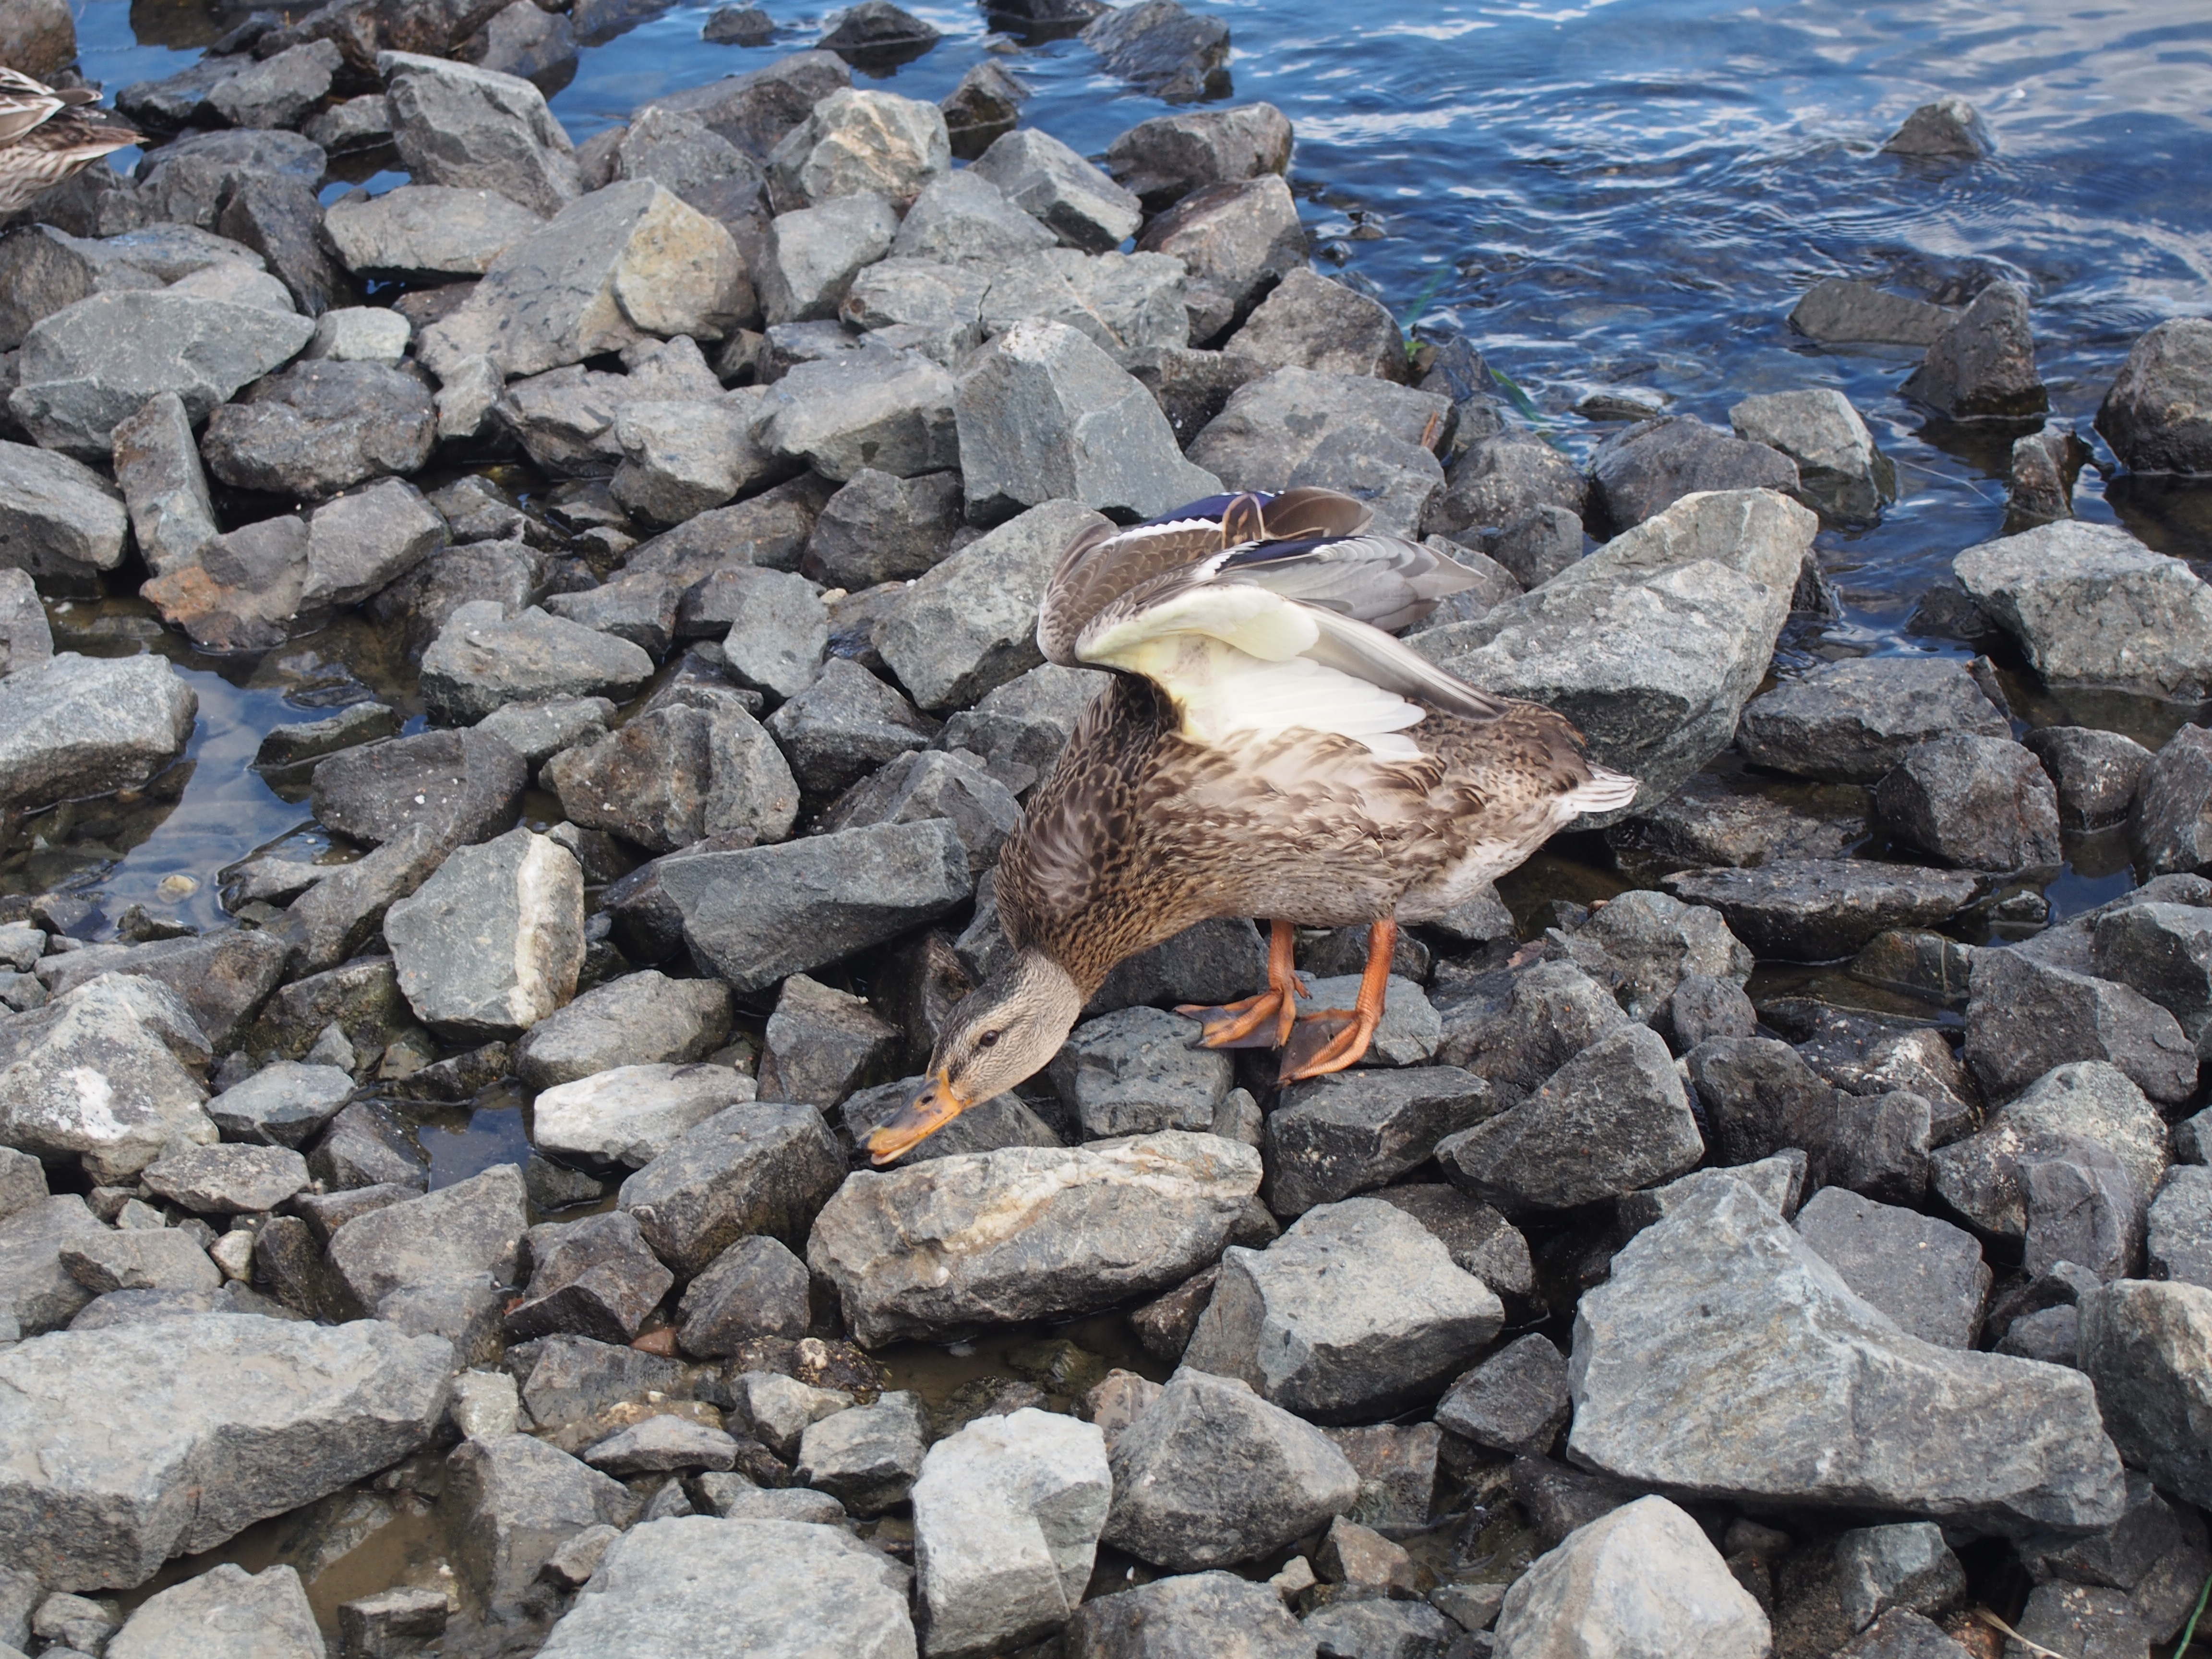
left=0, top=67, right=141, bottom=218
left=865, top=486, right=1638, bottom=1162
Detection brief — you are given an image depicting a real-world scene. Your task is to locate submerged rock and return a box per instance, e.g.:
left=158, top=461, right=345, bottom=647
left=1903, top=281, right=2045, bottom=419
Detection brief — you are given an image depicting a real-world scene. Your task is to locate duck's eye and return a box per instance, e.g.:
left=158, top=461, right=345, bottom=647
left=977, top=1029, right=1001, bottom=1048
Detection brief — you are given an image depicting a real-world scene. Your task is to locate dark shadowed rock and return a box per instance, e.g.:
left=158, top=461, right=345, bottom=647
left=2096, top=317, right=2212, bottom=477
left=1662, top=859, right=1979, bottom=961
left=1738, top=656, right=2008, bottom=784
left=1264, top=1066, right=1492, bottom=1217
left=1586, top=414, right=1800, bottom=534
left=1079, top=0, right=1230, bottom=102
left=1903, top=281, right=2044, bottom=419
left=619, top=1099, right=844, bottom=1274
left=1962, top=951, right=2197, bottom=1105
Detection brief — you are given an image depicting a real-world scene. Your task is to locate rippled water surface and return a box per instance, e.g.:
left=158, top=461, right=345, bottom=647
left=28, top=0, right=2212, bottom=1000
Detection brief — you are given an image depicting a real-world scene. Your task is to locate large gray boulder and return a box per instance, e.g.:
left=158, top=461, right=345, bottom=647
left=757, top=193, right=899, bottom=324
left=808, top=1132, right=1262, bottom=1345
left=955, top=319, right=1221, bottom=524
left=1931, top=1060, right=2169, bottom=1239
left=1955, top=520, right=2212, bottom=700
left=384, top=827, right=584, bottom=1038
left=1181, top=1197, right=1503, bottom=1421
left=2077, top=1279, right=2212, bottom=1509
left=378, top=51, right=580, bottom=217
left=970, top=127, right=1141, bottom=253
left=0, top=1314, right=451, bottom=1591
left=546, top=691, right=799, bottom=852
left=106, top=1563, right=323, bottom=1659
left=199, top=361, right=437, bottom=501
left=537, top=1516, right=915, bottom=1659
left=325, top=1163, right=529, bottom=1311
left=0, top=1193, right=102, bottom=1335
left=1737, top=656, right=2009, bottom=784
left=1492, top=1496, right=1771, bottom=1659
left=0, top=652, right=196, bottom=812
left=1411, top=488, right=1817, bottom=819
left=618, top=1099, right=844, bottom=1275
left=0, top=441, right=127, bottom=585
left=515, top=969, right=732, bottom=1088
left=1188, top=366, right=1448, bottom=494
left=324, top=183, right=547, bottom=278
left=977, top=247, right=1188, bottom=354
left=1587, top=415, right=1800, bottom=533
left=758, top=346, right=959, bottom=481
left=1064, top=1570, right=1311, bottom=1659
left=1568, top=1179, right=2126, bottom=1534
left=1661, top=858, right=1981, bottom=961
left=1730, top=387, right=1895, bottom=524
left=1135, top=173, right=1302, bottom=345
left=9, top=290, right=314, bottom=457
left=533, top=1062, right=756, bottom=1168
left=1903, top=281, right=2045, bottom=420
left=1962, top=951, right=2197, bottom=1106
left=766, top=85, right=948, bottom=207
left=1105, top=102, right=1294, bottom=210
left=1046, top=1005, right=1232, bottom=1140
left=421, top=602, right=656, bottom=723
left=441, top=1431, right=640, bottom=1619
left=0, top=974, right=214, bottom=1181
left=1223, top=267, right=1407, bottom=384
left=2097, top=317, right=2212, bottom=477
left=1264, top=1065, right=1492, bottom=1217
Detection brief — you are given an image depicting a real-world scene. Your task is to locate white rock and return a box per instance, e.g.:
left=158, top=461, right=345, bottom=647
left=532, top=1062, right=757, bottom=1167
left=303, top=306, right=411, bottom=364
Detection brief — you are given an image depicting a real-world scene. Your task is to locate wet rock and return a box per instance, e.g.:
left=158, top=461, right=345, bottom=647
left=546, top=693, right=798, bottom=852
left=1963, top=951, right=2196, bottom=1105
left=809, top=1130, right=1259, bottom=1345
left=0, top=1314, right=451, bottom=1592
left=1789, top=277, right=1955, bottom=349
left=1875, top=733, right=2062, bottom=871
left=310, top=726, right=525, bottom=849
left=910, top=1407, right=1110, bottom=1657
left=877, top=498, right=1109, bottom=711
left=766, top=86, right=946, bottom=208
left=2024, top=727, right=2152, bottom=828
left=618, top=1099, right=843, bottom=1274
left=0, top=443, right=126, bottom=588
left=10, top=289, right=314, bottom=458
left=420, top=181, right=748, bottom=379
left=2077, top=1279, right=2212, bottom=1509
left=534, top=1060, right=756, bottom=1168
left=442, top=1431, right=638, bottom=1620
left=515, top=970, right=732, bottom=1090
left=756, top=192, right=898, bottom=325
left=890, top=168, right=1054, bottom=266
left=1264, top=1066, right=1492, bottom=1218
left=1932, top=1061, right=2168, bottom=1239
left=384, top=827, right=582, bottom=1039
left=1794, top=1186, right=1989, bottom=1348
left=1492, top=1496, right=1771, bottom=1659
left=2008, top=426, right=2090, bottom=521
left=1183, top=1197, right=1501, bottom=1421
left=537, top=1515, right=913, bottom=1658
left=1065, top=1569, right=1309, bottom=1658
left=1043, top=1005, right=1230, bottom=1140
left=142, top=1142, right=310, bottom=1214
left=1434, top=1023, right=1702, bottom=1216
left=793, top=1388, right=925, bottom=1514
left=325, top=1161, right=526, bottom=1310
left=1107, top=102, right=1293, bottom=213
left=1731, top=388, right=1895, bottom=524
left=1883, top=96, right=1995, bottom=158
left=1080, top=0, right=1230, bottom=102
left=378, top=51, right=578, bottom=218
left=971, top=127, right=1141, bottom=253
left=506, top=1209, right=674, bottom=1343
left=2096, top=317, right=2212, bottom=477
left=955, top=319, right=1220, bottom=524
left=138, top=509, right=316, bottom=652
left=337, top=1586, right=450, bottom=1658
left=0, top=973, right=214, bottom=1180
left=1662, top=859, right=1979, bottom=961
left=1570, top=1179, right=2123, bottom=1533
left=1903, top=281, right=2044, bottom=419
left=1586, top=414, right=1800, bottom=534
left=422, top=601, right=656, bottom=723
left=1414, top=489, right=1815, bottom=817
left=1220, top=266, right=1405, bottom=385
left=1955, top=520, right=2212, bottom=700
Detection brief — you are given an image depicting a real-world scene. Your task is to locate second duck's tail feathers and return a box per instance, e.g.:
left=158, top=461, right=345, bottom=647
left=1557, top=763, right=1641, bottom=818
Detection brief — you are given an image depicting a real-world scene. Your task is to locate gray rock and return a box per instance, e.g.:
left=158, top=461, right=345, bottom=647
left=463, top=0, right=578, bottom=90
left=619, top=1099, right=844, bottom=1274
left=105, top=1563, right=322, bottom=1659
left=142, top=1143, right=310, bottom=1214
left=2149, top=1166, right=2212, bottom=1289
left=1117, top=344, right=1266, bottom=449
left=1432, top=429, right=1587, bottom=540
left=1738, top=656, right=2009, bottom=785
left=419, top=182, right=747, bottom=379
left=1190, top=365, right=1446, bottom=497
left=1956, top=520, right=2212, bottom=700
left=759, top=346, right=958, bottom=481
left=1794, top=1185, right=1990, bottom=1348
left=441, top=1431, right=638, bottom=1620
left=0, top=974, right=214, bottom=1181
left=1875, top=733, right=2063, bottom=871
left=1552, top=888, right=1753, bottom=1025
left=1303, top=1599, right=1459, bottom=1658
left=303, top=91, right=398, bottom=155
left=728, top=1368, right=853, bottom=1459
left=378, top=51, right=579, bottom=217
left=2096, top=317, right=2212, bottom=477
left=1221, top=266, right=1407, bottom=385
left=256, top=699, right=402, bottom=768
left=2078, top=1279, right=2212, bottom=1509
left=1932, top=1060, right=2169, bottom=1238
left=1661, top=858, right=1980, bottom=961
left=61, top=1227, right=221, bottom=1296
left=2092, top=902, right=2212, bottom=1050
left=1265, top=1066, right=1493, bottom=1217
left=1434, top=959, right=1627, bottom=1097
left=755, top=974, right=898, bottom=1109
left=804, top=467, right=962, bottom=588
left=1569, top=1179, right=2125, bottom=1534
left=1607, top=771, right=1868, bottom=880
left=384, top=827, right=582, bottom=1039
left=1046, top=1005, right=1231, bottom=1140
left=1183, top=1197, right=1502, bottom=1421
left=1730, top=387, right=1895, bottom=524
left=536, top=1516, right=915, bottom=1659
left=971, top=127, right=1141, bottom=253
left=1587, top=415, right=1799, bottom=534
left=757, top=192, right=899, bottom=325
left=676, top=1233, right=809, bottom=1355
left=2017, top=1467, right=2211, bottom=1644
left=0, top=442, right=127, bottom=587
left=795, top=1388, right=927, bottom=1514
left=0, top=1194, right=102, bottom=1335
left=766, top=85, right=947, bottom=208
left=1064, top=1569, right=1311, bottom=1659
left=1492, top=1496, right=1771, bottom=1659
left=533, top=1062, right=756, bottom=1166
left=1903, top=281, right=2044, bottom=419
left=2025, top=727, right=2152, bottom=828
left=762, top=655, right=936, bottom=794
left=422, top=601, right=656, bottom=724
left=1107, top=102, right=1294, bottom=213
left=512, top=1331, right=688, bottom=1436
left=610, top=392, right=785, bottom=526
left=474, top=696, right=613, bottom=769
left=325, top=1161, right=528, bottom=1310
left=0, top=1314, right=451, bottom=1591
left=828, top=748, right=1023, bottom=874
left=506, top=1209, right=674, bottom=1344
left=977, top=247, right=1188, bottom=355
left=1413, top=489, right=1815, bottom=818
left=1834, top=1522, right=1967, bottom=1634
left=808, top=1131, right=1261, bottom=1345
left=2135, top=727, right=2212, bottom=876
left=515, top=970, right=732, bottom=1089
left=629, top=47, right=849, bottom=161
left=28, top=922, right=287, bottom=1054
left=611, top=102, right=769, bottom=233
left=955, top=319, right=1221, bottom=524
left=0, top=569, right=50, bottom=680
left=2022, top=1142, right=2141, bottom=1283
left=1080, top=0, right=1229, bottom=100
left=1963, top=950, right=2196, bottom=1105
left=310, top=726, right=525, bottom=849
left=584, top=1414, right=740, bottom=1475
left=1436, top=1333, right=1570, bottom=1457
left=877, top=497, right=1111, bottom=711
left=890, top=167, right=1054, bottom=265
left=1434, top=1023, right=1702, bottom=1216
left=1883, top=96, right=1995, bottom=157
left=547, top=692, right=799, bottom=852
left=10, top=289, right=314, bottom=457
left=1365, top=1185, right=1533, bottom=1296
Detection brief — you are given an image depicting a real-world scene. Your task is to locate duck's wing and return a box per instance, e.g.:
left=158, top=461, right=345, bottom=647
left=0, top=69, right=67, bottom=145
left=1063, top=515, right=1510, bottom=763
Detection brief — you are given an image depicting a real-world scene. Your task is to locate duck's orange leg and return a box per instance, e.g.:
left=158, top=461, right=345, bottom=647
left=1180, top=918, right=1305, bottom=1050
left=1278, top=917, right=1396, bottom=1083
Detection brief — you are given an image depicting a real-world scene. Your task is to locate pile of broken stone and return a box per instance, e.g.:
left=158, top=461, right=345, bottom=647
left=3, top=8, right=2212, bottom=1654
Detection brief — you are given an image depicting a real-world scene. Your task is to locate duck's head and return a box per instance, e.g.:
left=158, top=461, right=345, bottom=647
left=865, top=948, right=1084, bottom=1164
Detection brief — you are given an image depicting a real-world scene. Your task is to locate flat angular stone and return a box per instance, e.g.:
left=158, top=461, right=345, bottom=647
left=809, top=1131, right=1261, bottom=1346
left=613, top=104, right=769, bottom=230
left=1963, top=950, right=2196, bottom=1106
left=30, top=923, right=287, bottom=1056
left=1551, top=888, right=1753, bottom=1025
left=1875, top=733, right=2062, bottom=871
left=676, top=1233, right=809, bottom=1355
left=2135, top=727, right=2212, bottom=877
left=804, top=467, right=962, bottom=588
left=1662, top=858, right=1979, bottom=961
left=829, top=748, right=1023, bottom=875
left=0, top=1315, right=452, bottom=1592
left=759, top=346, right=958, bottom=481
left=1437, top=1333, right=1570, bottom=1457
left=1794, top=1186, right=1989, bottom=1348
left=757, top=192, right=899, bottom=325
left=1730, top=387, right=1895, bottom=524
left=106, top=1561, right=322, bottom=1659
left=619, top=1099, right=844, bottom=1274
left=385, top=827, right=582, bottom=1039
left=534, top=1061, right=757, bottom=1168
left=142, top=1143, right=310, bottom=1214
left=441, top=1431, right=638, bottom=1619
left=2097, top=317, right=2212, bottom=477
left=1568, top=1179, right=2125, bottom=1534
left=1587, top=414, right=1798, bottom=534
left=311, top=726, right=525, bottom=849
left=1932, top=1059, right=2168, bottom=1241
left=422, top=602, right=655, bottom=724
left=0, top=442, right=126, bottom=587
left=326, top=1161, right=527, bottom=1310
left=60, top=1225, right=220, bottom=1297
left=508, top=1209, right=674, bottom=1344
left=379, top=50, right=579, bottom=217
left=548, top=692, right=799, bottom=854
left=2149, top=1166, right=2212, bottom=1289
left=1065, top=1569, right=1310, bottom=1658
left=2078, top=1279, right=2212, bottom=1509
left=0, top=974, right=214, bottom=1181
left=1738, top=657, right=2009, bottom=784
left=1045, top=1005, right=1231, bottom=1140
left=1265, top=1066, right=1493, bottom=1217
left=1224, top=267, right=1407, bottom=384
left=585, top=1414, right=740, bottom=1475
left=755, top=974, right=898, bottom=1109
left=515, top=969, right=732, bottom=1089
left=890, top=168, right=1054, bottom=265
left=1904, top=281, right=2044, bottom=419
left=796, top=1388, right=926, bottom=1513
left=970, top=127, right=1140, bottom=253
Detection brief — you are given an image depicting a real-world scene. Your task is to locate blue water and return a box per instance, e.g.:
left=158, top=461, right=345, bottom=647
left=28, top=0, right=2212, bottom=944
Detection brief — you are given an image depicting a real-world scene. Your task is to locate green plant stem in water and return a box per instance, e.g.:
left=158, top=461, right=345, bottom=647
left=2174, top=1568, right=2212, bottom=1658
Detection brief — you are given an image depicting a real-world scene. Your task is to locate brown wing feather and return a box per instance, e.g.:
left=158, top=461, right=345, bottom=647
left=1260, top=486, right=1375, bottom=542
left=1037, top=515, right=1224, bottom=666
